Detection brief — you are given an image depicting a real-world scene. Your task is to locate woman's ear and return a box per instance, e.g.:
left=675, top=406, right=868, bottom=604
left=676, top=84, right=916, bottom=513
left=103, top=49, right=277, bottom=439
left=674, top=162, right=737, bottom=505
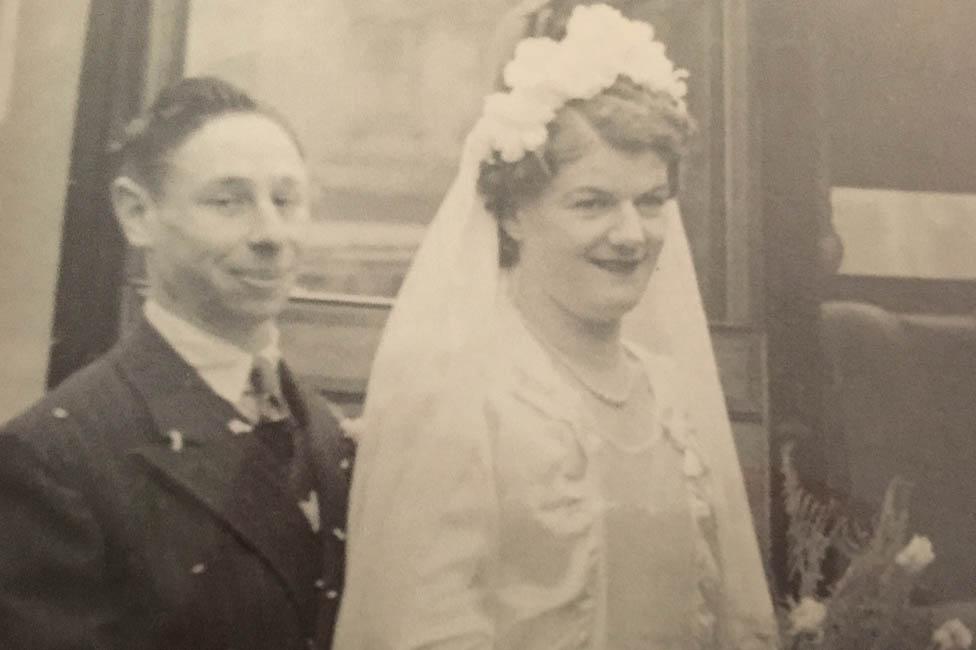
left=110, top=176, right=154, bottom=248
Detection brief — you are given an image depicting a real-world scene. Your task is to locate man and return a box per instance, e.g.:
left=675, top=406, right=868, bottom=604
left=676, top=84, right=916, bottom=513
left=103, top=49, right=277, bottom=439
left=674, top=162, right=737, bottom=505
left=0, top=77, right=353, bottom=649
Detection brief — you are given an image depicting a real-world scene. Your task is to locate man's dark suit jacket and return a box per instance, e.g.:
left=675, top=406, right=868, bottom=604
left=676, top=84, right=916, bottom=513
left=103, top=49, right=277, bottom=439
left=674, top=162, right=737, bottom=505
left=0, top=319, right=354, bottom=650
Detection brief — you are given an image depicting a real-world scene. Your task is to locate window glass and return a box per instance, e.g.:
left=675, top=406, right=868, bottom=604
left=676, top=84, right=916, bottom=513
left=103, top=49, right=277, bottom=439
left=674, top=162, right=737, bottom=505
left=832, top=186, right=976, bottom=279
left=183, top=0, right=724, bottom=309
left=184, top=0, right=514, bottom=298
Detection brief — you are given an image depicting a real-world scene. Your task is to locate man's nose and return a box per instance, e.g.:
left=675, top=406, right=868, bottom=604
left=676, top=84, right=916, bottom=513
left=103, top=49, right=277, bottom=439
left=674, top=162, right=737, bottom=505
left=247, top=198, right=288, bottom=252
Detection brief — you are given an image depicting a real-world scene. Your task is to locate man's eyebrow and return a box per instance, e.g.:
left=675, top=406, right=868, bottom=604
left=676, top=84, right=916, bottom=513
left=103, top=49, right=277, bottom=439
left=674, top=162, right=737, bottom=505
left=195, top=177, right=253, bottom=192
left=274, top=176, right=302, bottom=188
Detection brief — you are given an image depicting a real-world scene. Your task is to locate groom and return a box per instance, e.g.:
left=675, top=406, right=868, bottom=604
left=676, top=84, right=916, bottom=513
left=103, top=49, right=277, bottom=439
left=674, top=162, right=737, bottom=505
left=0, top=77, right=353, bottom=649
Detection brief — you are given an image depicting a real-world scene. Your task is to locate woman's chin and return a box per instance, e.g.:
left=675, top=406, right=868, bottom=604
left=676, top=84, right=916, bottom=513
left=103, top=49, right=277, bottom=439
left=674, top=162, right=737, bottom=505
left=607, top=286, right=648, bottom=314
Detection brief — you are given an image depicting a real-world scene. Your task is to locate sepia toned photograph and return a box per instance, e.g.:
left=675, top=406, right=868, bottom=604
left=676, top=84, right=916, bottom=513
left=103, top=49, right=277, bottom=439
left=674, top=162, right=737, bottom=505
left=0, top=1, right=974, bottom=648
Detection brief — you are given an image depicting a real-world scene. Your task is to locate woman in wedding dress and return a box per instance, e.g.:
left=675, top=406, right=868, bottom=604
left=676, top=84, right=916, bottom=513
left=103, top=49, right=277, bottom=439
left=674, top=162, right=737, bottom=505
left=334, top=3, right=778, bottom=649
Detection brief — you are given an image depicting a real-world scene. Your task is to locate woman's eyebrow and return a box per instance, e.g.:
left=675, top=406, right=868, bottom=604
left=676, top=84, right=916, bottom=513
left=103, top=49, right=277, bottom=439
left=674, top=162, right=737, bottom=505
left=565, top=186, right=613, bottom=196
left=639, top=183, right=672, bottom=196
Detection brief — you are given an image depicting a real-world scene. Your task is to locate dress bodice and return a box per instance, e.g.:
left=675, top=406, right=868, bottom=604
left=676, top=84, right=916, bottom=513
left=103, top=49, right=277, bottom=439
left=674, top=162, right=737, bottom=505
left=585, top=371, right=700, bottom=649
left=488, top=339, right=722, bottom=650
left=335, top=297, right=778, bottom=650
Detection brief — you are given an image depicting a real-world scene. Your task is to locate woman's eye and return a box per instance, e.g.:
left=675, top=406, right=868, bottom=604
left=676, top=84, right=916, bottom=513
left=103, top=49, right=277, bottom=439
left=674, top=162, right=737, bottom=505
left=571, top=196, right=613, bottom=210
left=635, top=193, right=667, bottom=209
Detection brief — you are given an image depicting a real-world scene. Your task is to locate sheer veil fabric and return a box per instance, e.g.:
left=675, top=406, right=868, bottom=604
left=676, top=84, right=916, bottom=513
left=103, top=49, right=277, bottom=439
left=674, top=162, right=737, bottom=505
left=334, top=3, right=777, bottom=648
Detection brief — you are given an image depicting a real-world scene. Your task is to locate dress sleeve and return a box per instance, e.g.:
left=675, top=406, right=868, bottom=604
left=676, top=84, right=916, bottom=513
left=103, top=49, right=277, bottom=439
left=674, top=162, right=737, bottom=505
left=334, top=386, right=499, bottom=650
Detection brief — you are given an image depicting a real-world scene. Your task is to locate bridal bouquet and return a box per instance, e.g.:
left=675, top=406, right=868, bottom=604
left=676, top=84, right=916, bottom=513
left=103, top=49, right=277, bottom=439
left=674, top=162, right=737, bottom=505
left=779, top=443, right=973, bottom=650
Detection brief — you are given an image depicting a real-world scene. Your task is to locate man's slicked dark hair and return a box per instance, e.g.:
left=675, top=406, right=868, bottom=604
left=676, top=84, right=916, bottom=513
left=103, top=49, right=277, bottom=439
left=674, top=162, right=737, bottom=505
left=111, top=76, right=303, bottom=195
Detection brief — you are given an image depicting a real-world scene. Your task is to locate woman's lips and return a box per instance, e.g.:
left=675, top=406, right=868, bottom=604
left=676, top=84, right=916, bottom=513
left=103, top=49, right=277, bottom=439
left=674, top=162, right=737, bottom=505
left=590, top=258, right=644, bottom=274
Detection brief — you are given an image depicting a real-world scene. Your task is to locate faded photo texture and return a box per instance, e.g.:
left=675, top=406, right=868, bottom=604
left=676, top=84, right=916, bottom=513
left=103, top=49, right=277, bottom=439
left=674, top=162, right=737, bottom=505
left=1, top=0, right=976, bottom=645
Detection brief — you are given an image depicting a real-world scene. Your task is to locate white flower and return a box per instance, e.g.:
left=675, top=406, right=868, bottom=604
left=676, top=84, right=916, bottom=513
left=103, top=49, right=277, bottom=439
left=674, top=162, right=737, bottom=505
left=487, top=120, right=529, bottom=163
left=478, top=92, right=557, bottom=161
left=933, top=619, right=974, bottom=649
left=226, top=418, right=253, bottom=436
left=299, top=489, right=321, bottom=533
left=166, top=429, right=184, bottom=452
left=503, top=37, right=563, bottom=90
left=789, top=597, right=827, bottom=635
left=482, top=92, right=555, bottom=130
left=566, top=4, right=651, bottom=47
left=340, top=416, right=366, bottom=442
left=475, top=4, right=687, bottom=164
left=894, top=535, right=935, bottom=574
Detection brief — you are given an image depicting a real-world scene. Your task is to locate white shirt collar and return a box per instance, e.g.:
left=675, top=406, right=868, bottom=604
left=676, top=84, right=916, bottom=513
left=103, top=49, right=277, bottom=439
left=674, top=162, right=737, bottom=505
left=144, top=299, right=282, bottom=407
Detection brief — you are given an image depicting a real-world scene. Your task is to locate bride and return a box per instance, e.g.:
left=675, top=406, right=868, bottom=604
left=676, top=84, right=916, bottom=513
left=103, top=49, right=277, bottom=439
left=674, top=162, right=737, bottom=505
left=334, top=3, right=777, bottom=648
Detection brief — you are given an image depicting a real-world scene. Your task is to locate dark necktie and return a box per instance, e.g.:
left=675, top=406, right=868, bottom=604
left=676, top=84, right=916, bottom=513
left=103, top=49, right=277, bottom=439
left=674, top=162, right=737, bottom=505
left=248, top=358, right=295, bottom=462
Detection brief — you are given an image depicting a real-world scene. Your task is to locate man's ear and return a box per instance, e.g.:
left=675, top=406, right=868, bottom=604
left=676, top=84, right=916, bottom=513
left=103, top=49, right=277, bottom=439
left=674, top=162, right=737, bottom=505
left=110, top=176, right=154, bottom=248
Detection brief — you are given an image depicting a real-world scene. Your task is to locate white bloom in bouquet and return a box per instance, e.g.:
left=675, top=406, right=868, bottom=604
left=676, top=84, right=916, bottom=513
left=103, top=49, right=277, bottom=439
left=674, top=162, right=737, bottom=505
left=894, top=534, right=935, bottom=574
left=933, top=618, right=974, bottom=649
left=789, top=596, right=827, bottom=635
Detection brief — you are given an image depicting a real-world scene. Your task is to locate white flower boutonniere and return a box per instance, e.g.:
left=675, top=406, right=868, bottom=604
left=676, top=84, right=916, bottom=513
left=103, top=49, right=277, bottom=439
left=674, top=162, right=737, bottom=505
left=789, top=597, right=827, bottom=636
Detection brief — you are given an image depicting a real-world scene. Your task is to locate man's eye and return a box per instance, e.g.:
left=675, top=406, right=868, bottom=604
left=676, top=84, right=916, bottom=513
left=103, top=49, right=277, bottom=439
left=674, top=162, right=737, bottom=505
left=205, top=196, right=247, bottom=211
left=273, top=194, right=300, bottom=210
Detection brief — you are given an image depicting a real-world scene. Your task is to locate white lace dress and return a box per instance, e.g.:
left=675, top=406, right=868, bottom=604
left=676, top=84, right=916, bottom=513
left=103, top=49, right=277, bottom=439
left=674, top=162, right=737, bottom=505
left=334, top=302, right=777, bottom=650
left=488, top=324, right=723, bottom=650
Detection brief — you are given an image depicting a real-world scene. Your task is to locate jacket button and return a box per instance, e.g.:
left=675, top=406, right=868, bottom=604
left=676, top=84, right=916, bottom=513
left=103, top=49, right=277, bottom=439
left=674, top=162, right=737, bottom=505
left=314, top=578, right=326, bottom=590
left=325, top=589, right=339, bottom=600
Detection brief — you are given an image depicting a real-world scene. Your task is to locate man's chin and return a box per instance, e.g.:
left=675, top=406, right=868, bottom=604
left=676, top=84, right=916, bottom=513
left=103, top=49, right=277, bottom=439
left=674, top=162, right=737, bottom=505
left=229, top=294, right=291, bottom=323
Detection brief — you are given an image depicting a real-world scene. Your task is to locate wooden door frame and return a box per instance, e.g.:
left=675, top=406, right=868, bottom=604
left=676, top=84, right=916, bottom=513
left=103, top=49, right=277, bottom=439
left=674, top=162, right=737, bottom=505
left=47, top=0, right=189, bottom=387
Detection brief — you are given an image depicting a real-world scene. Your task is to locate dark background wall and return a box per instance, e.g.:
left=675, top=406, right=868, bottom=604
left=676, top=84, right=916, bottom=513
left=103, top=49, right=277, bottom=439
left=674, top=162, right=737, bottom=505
left=826, top=1, right=976, bottom=194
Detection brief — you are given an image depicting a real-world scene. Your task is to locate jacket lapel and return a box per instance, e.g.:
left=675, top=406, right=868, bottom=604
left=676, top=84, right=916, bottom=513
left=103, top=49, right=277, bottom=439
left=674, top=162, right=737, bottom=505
left=118, top=320, right=321, bottom=613
left=281, top=363, right=352, bottom=535
left=281, top=363, right=353, bottom=593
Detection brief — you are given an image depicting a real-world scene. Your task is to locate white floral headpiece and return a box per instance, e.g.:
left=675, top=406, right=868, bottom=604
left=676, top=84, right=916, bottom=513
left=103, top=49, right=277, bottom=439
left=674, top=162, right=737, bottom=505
left=470, top=3, right=689, bottom=164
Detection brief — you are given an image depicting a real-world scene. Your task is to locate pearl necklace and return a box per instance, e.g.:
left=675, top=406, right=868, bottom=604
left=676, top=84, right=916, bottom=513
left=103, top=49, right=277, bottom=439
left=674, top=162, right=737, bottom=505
left=544, top=343, right=638, bottom=408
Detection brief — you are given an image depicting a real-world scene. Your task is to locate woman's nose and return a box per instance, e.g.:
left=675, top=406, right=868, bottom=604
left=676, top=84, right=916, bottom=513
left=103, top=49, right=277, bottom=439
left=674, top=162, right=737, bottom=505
left=607, top=201, right=646, bottom=247
left=642, top=210, right=668, bottom=247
